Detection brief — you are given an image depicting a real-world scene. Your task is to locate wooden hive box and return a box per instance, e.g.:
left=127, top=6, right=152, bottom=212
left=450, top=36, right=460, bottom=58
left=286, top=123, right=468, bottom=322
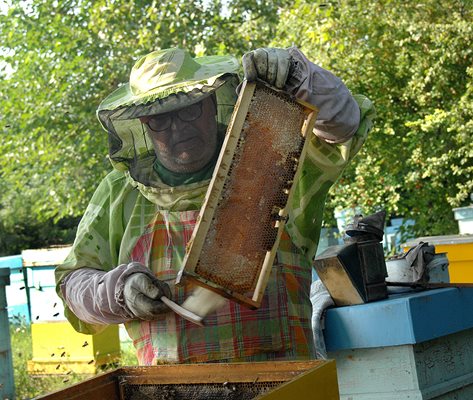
left=403, top=235, right=473, bottom=283
left=21, top=247, right=120, bottom=375
left=36, top=360, right=339, bottom=400
left=27, top=322, right=120, bottom=375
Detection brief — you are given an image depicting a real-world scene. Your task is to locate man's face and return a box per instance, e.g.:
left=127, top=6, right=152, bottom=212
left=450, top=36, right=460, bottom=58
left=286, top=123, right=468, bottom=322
left=141, top=96, right=218, bottom=173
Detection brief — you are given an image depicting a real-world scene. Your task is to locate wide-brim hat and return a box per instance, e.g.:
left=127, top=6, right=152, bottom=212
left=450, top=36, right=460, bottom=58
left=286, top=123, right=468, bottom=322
left=98, top=47, right=240, bottom=114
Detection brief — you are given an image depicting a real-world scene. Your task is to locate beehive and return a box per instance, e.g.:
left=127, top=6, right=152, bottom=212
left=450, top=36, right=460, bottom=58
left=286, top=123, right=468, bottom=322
left=27, top=321, right=120, bottom=375
left=19, top=247, right=121, bottom=375
left=177, top=81, right=317, bottom=308
left=403, top=235, right=473, bottom=283
left=36, top=360, right=339, bottom=400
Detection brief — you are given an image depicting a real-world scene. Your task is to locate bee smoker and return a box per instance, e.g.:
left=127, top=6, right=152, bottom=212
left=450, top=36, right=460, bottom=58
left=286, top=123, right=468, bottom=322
left=313, top=211, right=388, bottom=306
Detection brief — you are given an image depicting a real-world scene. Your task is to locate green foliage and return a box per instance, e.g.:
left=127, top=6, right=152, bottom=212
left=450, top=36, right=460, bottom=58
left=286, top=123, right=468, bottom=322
left=276, top=0, right=473, bottom=236
left=1, top=0, right=471, bottom=254
left=0, top=0, right=287, bottom=254
left=0, top=216, right=79, bottom=257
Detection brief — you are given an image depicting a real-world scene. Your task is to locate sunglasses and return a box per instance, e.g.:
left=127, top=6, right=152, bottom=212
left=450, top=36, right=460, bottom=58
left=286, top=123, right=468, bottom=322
left=141, top=102, right=203, bottom=133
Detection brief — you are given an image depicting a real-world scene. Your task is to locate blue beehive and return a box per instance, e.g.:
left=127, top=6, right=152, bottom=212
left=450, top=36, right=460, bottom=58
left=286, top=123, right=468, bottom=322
left=324, top=288, right=473, bottom=399
left=21, top=247, right=71, bottom=322
left=0, top=254, right=29, bottom=322
left=0, top=267, right=15, bottom=399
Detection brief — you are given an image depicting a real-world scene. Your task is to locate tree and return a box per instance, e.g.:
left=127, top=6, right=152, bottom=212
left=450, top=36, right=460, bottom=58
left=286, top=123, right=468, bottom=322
left=275, top=0, right=473, bottom=237
left=3, top=0, right=470, bottom=255
left=0, top=0, right=287, bottom=255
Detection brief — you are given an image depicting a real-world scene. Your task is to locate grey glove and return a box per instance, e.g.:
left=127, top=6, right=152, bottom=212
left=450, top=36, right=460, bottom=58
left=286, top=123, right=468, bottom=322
left=123, top=273, right=172, bottom=320
left=242, top=48, right=292, bottom=89
left=310, top=279, right=334, bottom=359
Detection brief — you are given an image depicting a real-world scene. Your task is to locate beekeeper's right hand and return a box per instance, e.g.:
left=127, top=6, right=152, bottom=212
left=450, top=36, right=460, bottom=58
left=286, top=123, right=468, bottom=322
left=60, top=262, right=173, bottom=325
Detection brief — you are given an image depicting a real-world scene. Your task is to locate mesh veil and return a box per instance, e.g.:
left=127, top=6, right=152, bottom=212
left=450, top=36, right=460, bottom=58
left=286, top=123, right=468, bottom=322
left=96, top=74, right=239, bottom=187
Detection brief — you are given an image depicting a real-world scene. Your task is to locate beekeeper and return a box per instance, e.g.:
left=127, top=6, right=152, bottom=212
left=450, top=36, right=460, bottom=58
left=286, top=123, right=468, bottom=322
left=55, top=47, right=375, bottom=365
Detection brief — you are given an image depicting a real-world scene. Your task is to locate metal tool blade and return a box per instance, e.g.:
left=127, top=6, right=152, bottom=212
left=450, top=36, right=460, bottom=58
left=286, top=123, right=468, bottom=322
left=160, top=296, right=204, bottom=327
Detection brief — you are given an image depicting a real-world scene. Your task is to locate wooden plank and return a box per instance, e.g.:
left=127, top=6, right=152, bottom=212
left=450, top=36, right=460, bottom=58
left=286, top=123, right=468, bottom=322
left=28, top=322, right=120, bottom=375
left=36, top=370, right=121, bottom=399
left=330, top=328, right=473, bottom=399
left=261, top=360, right=339, bottom=400
left=0, top=269, right=15, bottom=400
left=21, top=246, right=72, bottom=267
left=118, top=360, right=327, bottom=384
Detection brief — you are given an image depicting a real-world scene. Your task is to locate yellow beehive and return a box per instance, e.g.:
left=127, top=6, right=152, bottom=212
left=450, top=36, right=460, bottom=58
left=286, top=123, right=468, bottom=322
left=27, top=321, right=120, bottom=375
left=403, top=234, right=473, bottom=283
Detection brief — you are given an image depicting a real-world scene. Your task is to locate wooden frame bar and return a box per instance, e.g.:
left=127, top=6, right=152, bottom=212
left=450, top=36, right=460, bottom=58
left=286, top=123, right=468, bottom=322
left=176, top=80, right=318, bottom=308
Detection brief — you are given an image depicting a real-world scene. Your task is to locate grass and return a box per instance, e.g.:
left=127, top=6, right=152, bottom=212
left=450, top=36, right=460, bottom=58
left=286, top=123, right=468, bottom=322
left=10, top=317, right=138, bottom=399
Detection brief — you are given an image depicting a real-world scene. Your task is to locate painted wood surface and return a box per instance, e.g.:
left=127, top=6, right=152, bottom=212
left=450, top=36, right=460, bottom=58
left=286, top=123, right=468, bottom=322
left=324, top=288, right=473, bottom=351
left=330, top=328, right=473, bottom=399
left=28, top=321, right=120, bottom=375
left=403, top=235, right=473, bottom=283
left=0, top=268, right=15, bottom=400
left=0, top=254, right=29, bottom=321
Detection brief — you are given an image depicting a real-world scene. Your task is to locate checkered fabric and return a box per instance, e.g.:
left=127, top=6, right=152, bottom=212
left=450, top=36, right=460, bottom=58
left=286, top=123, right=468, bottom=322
left=126, top=211, right=313, bottom=364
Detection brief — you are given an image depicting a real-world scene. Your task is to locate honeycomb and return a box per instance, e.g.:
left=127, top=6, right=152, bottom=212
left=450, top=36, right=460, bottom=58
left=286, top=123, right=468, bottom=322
left=194, top=85, right=307, bottom=294
left=121, top=381, right=283, bottom=400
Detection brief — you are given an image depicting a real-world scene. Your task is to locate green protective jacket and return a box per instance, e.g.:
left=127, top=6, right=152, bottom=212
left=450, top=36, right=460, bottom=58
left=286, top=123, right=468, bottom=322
left=55, top=48, right=375, bottom=363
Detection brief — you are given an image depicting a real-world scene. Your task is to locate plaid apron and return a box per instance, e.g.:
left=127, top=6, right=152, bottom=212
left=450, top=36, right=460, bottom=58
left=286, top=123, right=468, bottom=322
left=124, top=210, right=314, bottom=365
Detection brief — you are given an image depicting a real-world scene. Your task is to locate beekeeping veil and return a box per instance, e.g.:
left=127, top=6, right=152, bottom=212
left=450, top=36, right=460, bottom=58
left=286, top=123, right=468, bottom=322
left=96, top=48, right=240, bottom=189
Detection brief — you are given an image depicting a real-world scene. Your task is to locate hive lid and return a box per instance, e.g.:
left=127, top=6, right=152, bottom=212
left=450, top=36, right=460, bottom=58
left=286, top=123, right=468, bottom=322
left=402, top=234, right=473, bottom=247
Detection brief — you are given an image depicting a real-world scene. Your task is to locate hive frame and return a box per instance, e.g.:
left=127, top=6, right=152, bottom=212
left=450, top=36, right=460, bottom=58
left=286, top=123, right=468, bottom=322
left=35, top=360, right=338, bottom=400
left=176, top=80, right=318, bottom=308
